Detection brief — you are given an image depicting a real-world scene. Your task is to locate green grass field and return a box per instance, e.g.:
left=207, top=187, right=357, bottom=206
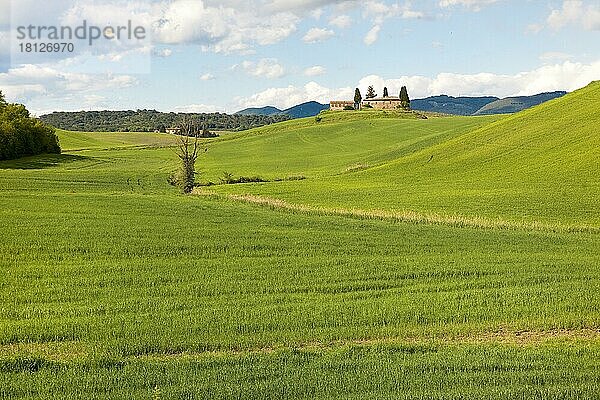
left=0, top=83, right=599, bottom=399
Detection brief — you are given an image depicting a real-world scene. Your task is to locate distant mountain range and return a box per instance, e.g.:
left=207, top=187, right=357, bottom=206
left=235, top=101, right=329, bottom=119
left=472, top=91, right=567, bottom=115
left=235, top=92, right=568, bottom=119
left=411, top=95, right=499, bottom=116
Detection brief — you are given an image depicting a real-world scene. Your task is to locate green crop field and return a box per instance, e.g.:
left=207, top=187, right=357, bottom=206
left=1, top=83, right=599, bottom=399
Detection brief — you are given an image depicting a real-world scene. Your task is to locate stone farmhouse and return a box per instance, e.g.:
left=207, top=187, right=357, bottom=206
left=330, top=88, right=406, bottom=111
left=362, top=97, right=402, bottom=110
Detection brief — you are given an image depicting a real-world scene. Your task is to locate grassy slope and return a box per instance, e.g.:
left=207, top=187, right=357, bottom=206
left=211, top=81, right=600, bottom=227
left=1, top=100, right=599, bottom=398
left=199, top=111, right=497, bottom=181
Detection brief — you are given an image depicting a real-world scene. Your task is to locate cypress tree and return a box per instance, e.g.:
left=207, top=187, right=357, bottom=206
left=366, top=85, right=377, bottom=99
left=383, top=87, right=389, bottom=97
left=354, top=88, right=362, bottom=109
left=399, top=86, right=410, bottom=109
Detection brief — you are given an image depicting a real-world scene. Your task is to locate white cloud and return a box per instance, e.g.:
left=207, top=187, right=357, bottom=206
left=239, top=59, right=286, bottom=79
left=200, top=73, right=216, bottom=81
left=364, top=25, right=381, bottom=45
left=1, top=64, right=137, bottom=92
left=363, top=1, right=424, bottom=23
left=0, top=63, right=138, bottom=113
left=302, top=27, right=335, bottom=43
left=438, top=0, right=501, bottom=11
left=360, top=1, right=423, bottom=44
left=236, top=81, right=353, bottom=109
left=304, top=65, right=327, bottom=76
left=546, top=0, right=600, bottom=31
left=329, top=14, right=353, bottom=28
left=547, top=0, right=583, bottom=29
left=264, top=0, right=347, bottom=14
left=311, top=8, right=324, bottom=19
left=29, top=0, right=302, bottom=55
left=154, top=48, right=173, bottom=58
left=172, top=103, right=222, bottom=113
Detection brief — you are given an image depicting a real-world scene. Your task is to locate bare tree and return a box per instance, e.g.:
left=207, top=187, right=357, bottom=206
left=175, top=118, right=203, bottom=194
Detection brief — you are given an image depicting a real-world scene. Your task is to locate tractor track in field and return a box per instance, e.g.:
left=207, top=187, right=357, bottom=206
left=194, top=190, right=600, bottom=235
left=2, top=329, right=599, bottom=362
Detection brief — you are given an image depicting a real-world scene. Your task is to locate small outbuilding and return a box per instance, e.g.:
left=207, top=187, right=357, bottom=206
left=329, top=100, right=356, bottom=111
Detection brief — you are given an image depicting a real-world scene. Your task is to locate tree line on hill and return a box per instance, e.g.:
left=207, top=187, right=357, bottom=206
left=39, top=110, right=290, bottom=133
left=0, top=91, right=61, bottom=161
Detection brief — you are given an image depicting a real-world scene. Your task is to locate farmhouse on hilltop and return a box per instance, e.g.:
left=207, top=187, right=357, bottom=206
left=330, top=86, right=410, bottom=111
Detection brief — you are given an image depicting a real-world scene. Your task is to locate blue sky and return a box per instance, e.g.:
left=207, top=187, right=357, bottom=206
left=0, top=0, right=599, bottom=114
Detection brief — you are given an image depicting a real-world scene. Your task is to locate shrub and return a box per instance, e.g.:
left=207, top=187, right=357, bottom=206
left=220, top=171, right=268, bottom=184
left=0, top=93, right=61, bottom=161
left=220, top=171, right=236, bottom=184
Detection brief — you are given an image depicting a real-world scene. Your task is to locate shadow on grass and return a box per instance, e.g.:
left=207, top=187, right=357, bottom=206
left=0, top=154, right=92, bottom=170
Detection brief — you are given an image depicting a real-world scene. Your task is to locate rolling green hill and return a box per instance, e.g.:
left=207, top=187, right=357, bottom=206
left=1, top=83, right=599, bottom=399
left=210, top=81, right=600, bottom=228
left=198, top=110, right=498, bottom=182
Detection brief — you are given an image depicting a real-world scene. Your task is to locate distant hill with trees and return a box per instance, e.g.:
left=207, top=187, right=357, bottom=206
left=473, top=91, right=567, bottom=115
left=235, top=101, right=329, bottom=119
left=283, top=101, right=330, bottom=118
left=411, top=95, right=499, bottom=116
left=0, top=91, right=60, bottom=161
left=411, top=92, right=567, bottom=116
left=235, top=106, right=282, bottom=116
left=39, top=110, right=290, bottom=133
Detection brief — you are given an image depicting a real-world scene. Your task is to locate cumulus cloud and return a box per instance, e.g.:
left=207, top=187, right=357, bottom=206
left=236, top=81, right=353, bottom=110
left=329, top=14, right=353, bottom=28
left=364, top=25, right=381, bottom=45
left=0, top=63, right=138, bottom=114
left=304, top=65, right=327, bottom=76
left=265, top=0, right=348, bottom=14
left=363, top=0, right=424, bottom=23
left=302, top=27, right=335, bottom=43
left=155, top=0, right=301, bottom=53
left=200, top=73, right=216, bottom=81
left=438, top=0, right=501, bottom=11
left=360, top=1, right=423, bottom=44
left=238, top=59, right=286, bottom=79
left=9, top=0, right=304, bottom=56
left=546, top=0, right=600, bottom=31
